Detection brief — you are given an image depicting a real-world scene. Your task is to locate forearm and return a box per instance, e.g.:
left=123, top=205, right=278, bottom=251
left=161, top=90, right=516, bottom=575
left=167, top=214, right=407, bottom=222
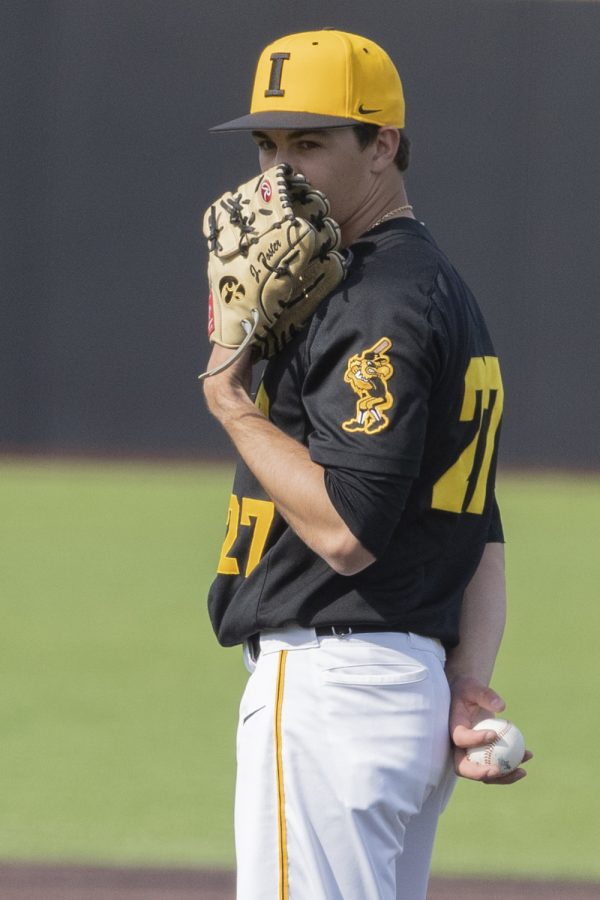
left=445, top=542, right=507, bottom=687
left=203, top=348, right=375, bottom=574
left=445, top=542, right=531, bottom=783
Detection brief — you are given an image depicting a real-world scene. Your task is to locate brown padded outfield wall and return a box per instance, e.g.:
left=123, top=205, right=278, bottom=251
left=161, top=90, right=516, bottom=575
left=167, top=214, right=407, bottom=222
left=2, top=0, right=599, bottom=467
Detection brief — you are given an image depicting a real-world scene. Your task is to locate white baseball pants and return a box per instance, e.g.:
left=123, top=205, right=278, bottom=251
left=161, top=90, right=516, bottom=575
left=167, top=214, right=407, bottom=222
left=235, top=626, right=455, bottom=900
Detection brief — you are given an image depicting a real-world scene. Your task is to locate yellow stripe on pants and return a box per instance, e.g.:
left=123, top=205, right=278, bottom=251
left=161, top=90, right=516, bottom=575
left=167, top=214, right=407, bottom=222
left=275, top=650, right=288, bottom=899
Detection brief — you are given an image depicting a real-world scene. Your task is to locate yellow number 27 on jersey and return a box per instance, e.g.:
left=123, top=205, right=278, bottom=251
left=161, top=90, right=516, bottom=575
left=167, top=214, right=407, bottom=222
left=217, top=494, right=275, bottom=577
left=432, top=356, right=503, bottom=515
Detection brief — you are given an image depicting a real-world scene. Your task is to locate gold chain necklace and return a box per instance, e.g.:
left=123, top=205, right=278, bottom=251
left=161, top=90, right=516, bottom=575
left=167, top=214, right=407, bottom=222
left=366, top=204, right=414, bottom=233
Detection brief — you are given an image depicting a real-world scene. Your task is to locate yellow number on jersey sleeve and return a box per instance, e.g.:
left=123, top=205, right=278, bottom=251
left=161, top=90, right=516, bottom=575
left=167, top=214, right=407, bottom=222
left=432, top=356, right=503, bottom=515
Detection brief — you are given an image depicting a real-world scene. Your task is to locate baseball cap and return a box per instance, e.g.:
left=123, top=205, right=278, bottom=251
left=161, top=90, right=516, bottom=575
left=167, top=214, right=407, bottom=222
left=210, top=29, right=405, bottom=132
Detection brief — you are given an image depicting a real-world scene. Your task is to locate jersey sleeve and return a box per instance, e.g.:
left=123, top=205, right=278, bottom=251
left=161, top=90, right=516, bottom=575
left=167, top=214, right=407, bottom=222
left=304, top=268, right=445, bottom=478
left=324, top=465, right=413, bottom=557
left=487, top=495, right=505, bottom=543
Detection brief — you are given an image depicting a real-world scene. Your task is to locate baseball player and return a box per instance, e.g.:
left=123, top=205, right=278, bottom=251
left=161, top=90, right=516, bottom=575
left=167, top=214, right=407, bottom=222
left=201, top=29, right=530, bottom=900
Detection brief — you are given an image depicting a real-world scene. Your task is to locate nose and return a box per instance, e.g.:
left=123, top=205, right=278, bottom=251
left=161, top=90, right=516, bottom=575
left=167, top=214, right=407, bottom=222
left=261, top=148, right=292, bottom=176
left=274, top=149, right=293, bottom=169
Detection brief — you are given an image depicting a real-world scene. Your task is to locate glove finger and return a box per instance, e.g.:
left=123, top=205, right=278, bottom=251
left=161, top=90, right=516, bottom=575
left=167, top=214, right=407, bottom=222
left=286, top=171, right=310, bottom=191
left=312, top=218, right=342, bottom=254
left=292, top=189, right=331, bottom=223
left=203, top=165, right=298, bottom=258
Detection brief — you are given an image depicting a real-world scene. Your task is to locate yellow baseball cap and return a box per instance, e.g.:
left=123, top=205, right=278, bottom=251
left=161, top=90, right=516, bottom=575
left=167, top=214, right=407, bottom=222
left=211, top=29, right=405, bottom=131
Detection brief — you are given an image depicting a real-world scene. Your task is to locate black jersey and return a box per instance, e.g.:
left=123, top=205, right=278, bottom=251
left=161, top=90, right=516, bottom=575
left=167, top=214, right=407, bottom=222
left=207, top=218, right=504, bottom=648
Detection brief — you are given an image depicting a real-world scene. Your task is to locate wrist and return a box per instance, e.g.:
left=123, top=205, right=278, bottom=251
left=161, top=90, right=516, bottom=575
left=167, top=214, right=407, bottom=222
left=205, top=382, right=255, bottom=427
left=445, top=654, right=493, bottom=686
left=445, top=670, right=471, bottom=691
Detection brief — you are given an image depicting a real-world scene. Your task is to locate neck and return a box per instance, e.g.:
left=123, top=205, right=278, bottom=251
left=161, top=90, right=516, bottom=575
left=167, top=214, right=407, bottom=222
left=340, top=184, right=414, bottom=247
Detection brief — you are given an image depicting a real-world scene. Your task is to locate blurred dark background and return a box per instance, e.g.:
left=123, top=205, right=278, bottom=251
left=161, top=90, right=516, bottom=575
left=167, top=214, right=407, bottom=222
left=2, top=0, right=598, bottom=467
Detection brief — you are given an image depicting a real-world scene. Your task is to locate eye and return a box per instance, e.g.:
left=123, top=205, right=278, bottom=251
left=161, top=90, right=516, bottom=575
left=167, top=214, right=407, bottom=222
left=256, top=139, right=276, bottom=152
left=296, top=140, right=320, bottom=151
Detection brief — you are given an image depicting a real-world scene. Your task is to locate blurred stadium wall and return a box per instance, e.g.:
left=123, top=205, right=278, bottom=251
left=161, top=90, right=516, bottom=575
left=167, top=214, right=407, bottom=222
left=2, top=0, right=599, bottom=466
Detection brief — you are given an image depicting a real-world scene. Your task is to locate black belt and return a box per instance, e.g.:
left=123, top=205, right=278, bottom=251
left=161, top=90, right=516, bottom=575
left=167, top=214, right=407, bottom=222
left=247, top=625, right=406, bottom=663
left=315, top=624, right=405, bottom=637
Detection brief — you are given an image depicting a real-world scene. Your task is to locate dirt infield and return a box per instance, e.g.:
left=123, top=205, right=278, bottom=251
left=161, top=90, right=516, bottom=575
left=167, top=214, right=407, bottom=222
left=0, top=864, right=598, bottom=900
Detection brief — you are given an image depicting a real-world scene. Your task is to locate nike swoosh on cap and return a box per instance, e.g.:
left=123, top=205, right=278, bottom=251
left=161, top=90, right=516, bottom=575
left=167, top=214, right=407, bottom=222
left=358, top=104, right=382, bottom=114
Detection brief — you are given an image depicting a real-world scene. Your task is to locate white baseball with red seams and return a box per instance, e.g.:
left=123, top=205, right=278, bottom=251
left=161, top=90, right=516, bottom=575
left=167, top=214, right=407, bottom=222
left=467, top=718, right=526, bottom=774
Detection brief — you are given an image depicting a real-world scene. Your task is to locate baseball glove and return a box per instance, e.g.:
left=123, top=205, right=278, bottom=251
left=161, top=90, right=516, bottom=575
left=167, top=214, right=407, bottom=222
left=198, top=164, right=346, bottom=379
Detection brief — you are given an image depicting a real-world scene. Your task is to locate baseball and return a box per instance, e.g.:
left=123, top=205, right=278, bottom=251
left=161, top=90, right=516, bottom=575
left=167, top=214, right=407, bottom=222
left=466, top=718, right=526, bottom=775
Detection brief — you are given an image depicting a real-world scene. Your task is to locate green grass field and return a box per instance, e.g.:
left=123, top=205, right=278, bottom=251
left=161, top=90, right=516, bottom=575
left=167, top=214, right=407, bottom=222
left=1, top=459, right=599, bottom=879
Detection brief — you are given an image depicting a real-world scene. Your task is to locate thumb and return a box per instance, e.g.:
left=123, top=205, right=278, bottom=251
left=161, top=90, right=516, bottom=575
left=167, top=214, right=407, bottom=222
left=449, top=676, right=506, bottom=729
left=478, top=686, right=506, bottom=714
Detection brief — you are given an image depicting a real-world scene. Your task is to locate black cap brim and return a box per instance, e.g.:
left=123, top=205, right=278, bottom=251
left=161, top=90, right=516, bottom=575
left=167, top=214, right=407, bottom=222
left=209, top=111, right=360, bottom=132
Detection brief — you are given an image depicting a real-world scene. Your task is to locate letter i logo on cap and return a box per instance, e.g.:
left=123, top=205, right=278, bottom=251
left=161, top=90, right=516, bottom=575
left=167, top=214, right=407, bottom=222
left=265, top=52, right=290, bottom=97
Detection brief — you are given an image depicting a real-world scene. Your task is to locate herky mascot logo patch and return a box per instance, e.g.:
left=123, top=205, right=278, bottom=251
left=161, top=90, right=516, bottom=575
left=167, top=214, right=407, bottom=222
left=342, top=337, right=394, bottom=435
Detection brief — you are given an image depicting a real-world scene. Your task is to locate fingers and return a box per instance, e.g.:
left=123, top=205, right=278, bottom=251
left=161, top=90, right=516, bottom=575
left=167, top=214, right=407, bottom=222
left=479, top=687, right=506, bottom=714
left=448, top=675, right=505, bottom=733
left=454, top=747, right=533, bottom=785
left=459, top=682, right=505, bottom=715
left=481, top=766, right=528, bottom=786
left=452, top=724, right=500, bottom=748
left=448, top=674, right=505, bottom=709
left=454, top=749, right=502, bottom=781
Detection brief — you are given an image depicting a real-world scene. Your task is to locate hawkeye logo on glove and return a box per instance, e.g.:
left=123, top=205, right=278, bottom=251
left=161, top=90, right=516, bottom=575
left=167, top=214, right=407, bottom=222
left=219, top=276, right=246, bottom=304
left=260, top=179, right=272, bottom=202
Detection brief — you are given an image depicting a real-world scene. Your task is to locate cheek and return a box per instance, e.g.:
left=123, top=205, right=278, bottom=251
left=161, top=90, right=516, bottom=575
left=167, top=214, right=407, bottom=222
left=315, top=156, right=370, bottom=222
left=322, top=181, right=352, bottom=224
left=258, top=149, right=276, bottom=172
left=302, top=170, right=346, bottom=219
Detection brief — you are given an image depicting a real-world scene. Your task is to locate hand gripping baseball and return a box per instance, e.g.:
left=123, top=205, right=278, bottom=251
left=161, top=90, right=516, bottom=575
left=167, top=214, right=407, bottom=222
left=449, top=676, right=532, bottom=784
left=198, top=164, right=346, bottom=379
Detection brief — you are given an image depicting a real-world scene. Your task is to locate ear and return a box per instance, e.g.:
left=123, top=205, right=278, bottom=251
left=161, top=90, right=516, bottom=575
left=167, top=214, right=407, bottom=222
left=369, top=127, right=401, bottom=173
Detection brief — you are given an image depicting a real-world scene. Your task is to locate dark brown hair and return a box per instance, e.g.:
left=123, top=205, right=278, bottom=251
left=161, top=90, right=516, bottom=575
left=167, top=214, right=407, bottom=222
left=352, top=124, right=411, bottom=172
